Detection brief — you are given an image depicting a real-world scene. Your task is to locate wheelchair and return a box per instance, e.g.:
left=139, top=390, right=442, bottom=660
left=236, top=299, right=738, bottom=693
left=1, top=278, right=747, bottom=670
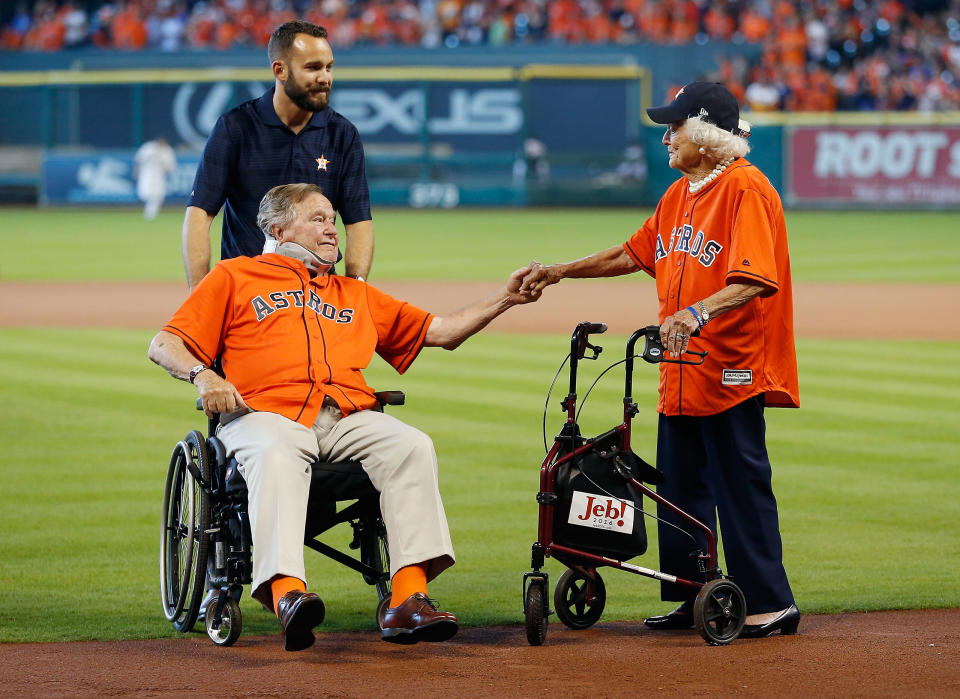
left=160, top=391, right=403, bottom=646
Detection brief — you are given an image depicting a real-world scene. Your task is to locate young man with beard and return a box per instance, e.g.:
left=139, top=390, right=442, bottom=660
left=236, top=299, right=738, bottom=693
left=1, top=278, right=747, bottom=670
left=182, top=20, right=374, bottom=291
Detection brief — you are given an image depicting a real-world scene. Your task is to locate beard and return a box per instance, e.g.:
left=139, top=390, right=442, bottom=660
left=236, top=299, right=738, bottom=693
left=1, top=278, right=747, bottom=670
left=283, top=68, right=330, bottom=113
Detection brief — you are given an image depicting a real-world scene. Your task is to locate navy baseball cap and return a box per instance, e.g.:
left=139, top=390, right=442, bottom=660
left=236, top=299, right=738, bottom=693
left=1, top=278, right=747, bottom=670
left=647, top=82, right=740, bottom=133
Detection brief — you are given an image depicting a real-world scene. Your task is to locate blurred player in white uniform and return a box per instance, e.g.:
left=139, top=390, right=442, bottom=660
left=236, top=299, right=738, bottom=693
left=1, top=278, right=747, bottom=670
left=134, top=138, right=177, bottom=220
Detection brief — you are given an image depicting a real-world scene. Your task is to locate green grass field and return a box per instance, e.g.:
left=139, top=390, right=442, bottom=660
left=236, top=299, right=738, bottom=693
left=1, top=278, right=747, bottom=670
left=0, top=207, right=958, bottom=643
left=2, top=207, right=958, bottom=283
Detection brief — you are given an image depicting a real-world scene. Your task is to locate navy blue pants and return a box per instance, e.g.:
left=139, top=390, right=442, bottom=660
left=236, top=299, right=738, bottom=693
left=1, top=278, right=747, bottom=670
left=655, top=395, right=794, bottom=614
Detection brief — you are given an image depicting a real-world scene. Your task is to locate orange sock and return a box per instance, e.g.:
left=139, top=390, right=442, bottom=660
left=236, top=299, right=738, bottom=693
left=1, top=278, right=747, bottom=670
left=271, top=576, right=306, bottom=615
left=390, top=563, right=428, bottom=608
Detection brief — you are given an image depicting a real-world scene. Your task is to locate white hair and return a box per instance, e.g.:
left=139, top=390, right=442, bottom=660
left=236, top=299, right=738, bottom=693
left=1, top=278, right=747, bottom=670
left=683, top=116, right=751, bottom=160
left=256, top=183, right=324, bottom=243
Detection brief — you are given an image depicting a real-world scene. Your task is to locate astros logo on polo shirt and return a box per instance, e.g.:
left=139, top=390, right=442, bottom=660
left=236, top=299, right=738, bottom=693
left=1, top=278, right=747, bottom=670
left=316, top=155, right=332, bottom=171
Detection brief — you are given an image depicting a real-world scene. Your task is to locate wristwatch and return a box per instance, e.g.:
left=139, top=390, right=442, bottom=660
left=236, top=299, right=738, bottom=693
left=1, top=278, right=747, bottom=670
left=696, top=301, right=710, bottom=326
left=189, top=364, right=210, bottom=384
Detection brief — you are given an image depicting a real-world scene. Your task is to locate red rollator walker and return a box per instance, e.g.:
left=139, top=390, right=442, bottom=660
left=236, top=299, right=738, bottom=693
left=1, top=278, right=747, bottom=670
left=523, top=322, right=747, bottom=646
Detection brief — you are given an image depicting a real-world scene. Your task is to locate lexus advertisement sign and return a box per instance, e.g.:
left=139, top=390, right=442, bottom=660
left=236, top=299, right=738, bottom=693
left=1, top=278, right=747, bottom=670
left=788, top=126, right=960, bottom=207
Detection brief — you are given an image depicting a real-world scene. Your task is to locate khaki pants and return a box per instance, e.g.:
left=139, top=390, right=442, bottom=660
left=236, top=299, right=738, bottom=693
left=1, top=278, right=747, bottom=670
left=217, top=404, right=455, bottom=604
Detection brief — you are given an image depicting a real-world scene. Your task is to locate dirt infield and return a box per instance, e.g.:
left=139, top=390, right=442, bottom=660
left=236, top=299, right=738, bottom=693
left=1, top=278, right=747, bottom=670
left=2, top=279, right=958, bottom=696
left=1, top=610, right=957, bottom=697
left=2, top=280, right=959, bottom=338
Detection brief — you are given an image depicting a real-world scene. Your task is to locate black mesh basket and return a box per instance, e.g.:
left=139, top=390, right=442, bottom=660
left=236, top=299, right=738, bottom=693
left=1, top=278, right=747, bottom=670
left=552, top=451, right=647, bottom=561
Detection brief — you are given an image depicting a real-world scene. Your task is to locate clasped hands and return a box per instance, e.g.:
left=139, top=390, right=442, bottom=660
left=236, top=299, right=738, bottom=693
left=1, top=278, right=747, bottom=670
left=514, top=261, right=558, bottom=300
left=505, top=261, right=556, bottom=305
left=516, top=260, right=699, bottom=357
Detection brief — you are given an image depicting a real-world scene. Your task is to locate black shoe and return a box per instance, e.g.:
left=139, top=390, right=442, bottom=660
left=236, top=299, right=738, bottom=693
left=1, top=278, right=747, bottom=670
left=644, top=600, right=694, bottom=630
left=740, top=604, right=800, bottom=638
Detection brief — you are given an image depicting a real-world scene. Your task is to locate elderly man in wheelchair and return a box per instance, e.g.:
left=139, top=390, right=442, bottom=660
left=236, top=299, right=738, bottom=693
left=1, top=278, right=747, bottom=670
left=149, top=183, right=541, bottom=650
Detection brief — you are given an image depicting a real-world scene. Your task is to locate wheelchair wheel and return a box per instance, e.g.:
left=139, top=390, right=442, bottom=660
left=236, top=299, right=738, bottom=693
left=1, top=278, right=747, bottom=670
left=376, top=595, right=391, bottom=629
left=359, top=516, right=391, bottom=601
left=205, top=597, right=242, bottom=647
left=524, top=577, right=549, bottom=646
left=693, top=578, right=747, bottom=646
left=160, top=430, right=211, bottom=632
left=554, top=568, right=606, bottom=630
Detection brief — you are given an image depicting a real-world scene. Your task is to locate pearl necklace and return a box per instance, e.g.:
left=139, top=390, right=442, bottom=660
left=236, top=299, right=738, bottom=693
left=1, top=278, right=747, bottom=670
left=688, top=158, right=733, bottom=194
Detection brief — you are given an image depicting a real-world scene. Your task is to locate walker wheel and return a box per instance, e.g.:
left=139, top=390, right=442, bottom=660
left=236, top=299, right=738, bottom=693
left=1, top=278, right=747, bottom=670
left=554, top=568, right=606, bottom=630
left=205, top=597, right=242, bottom=647
left=524, top=576, right=549, bottom=646
left=693, top=578, right=746, bottom=645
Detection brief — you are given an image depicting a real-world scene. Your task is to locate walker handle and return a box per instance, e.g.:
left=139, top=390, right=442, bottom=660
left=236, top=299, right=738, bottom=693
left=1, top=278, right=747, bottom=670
left=632, top=325, right=707, bottom=365
left=571, top=322, right=607, bottom=361
left=567, top=322, right=608, bottom=400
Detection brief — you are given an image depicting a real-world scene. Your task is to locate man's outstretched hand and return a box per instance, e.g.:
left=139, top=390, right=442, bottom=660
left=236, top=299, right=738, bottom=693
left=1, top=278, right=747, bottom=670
left=506, top=263, right=545, bottom=305
left=518, top=261, right=560, bottom=297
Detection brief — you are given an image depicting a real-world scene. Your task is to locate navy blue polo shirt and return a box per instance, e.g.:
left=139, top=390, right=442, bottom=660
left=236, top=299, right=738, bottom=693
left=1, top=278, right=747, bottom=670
left=188, top=88, right=372, bottom=261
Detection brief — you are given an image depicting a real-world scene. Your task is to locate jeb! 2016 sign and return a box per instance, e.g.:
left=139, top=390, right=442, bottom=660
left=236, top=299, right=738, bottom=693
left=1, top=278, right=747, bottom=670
left=787, top=126, right=960, bottom=207
left=566, top=491, right=635, bottom=534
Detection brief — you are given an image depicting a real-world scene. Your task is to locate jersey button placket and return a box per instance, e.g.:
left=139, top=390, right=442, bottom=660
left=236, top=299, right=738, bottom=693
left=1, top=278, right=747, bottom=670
left=302, top=294, right=317, bottom=384
left=669, top=250, right=682, bottom=299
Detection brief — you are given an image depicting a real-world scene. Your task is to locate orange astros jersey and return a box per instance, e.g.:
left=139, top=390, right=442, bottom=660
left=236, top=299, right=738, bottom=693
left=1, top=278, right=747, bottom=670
left=623, top=158, right=799, bottom=417
left=163, top=254, right=433, bottom=428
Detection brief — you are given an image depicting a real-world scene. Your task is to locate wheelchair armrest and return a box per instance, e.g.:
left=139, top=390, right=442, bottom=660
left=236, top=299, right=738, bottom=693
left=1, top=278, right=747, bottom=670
left=200, top=394, right=404, bottom=411
left=194, top=360, right=227, bottom=410
left=374, top=391, right=405, bottom=407
left=199, top=390, right=404, bottom=414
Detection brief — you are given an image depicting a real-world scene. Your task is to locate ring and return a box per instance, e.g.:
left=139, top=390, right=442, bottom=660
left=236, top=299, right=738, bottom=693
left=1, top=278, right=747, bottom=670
left=677, top=333, right=687, bottom=341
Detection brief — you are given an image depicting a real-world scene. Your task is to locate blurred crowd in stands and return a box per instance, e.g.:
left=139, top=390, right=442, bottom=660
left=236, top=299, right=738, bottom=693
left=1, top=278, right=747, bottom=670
left=2, top=0, right=958, bottom=111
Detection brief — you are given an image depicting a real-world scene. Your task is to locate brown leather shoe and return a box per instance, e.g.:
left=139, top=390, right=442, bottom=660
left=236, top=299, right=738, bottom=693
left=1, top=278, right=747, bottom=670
left=276, top=590, right=325, bottom=652
left=381, top=593, right=458, bottom=644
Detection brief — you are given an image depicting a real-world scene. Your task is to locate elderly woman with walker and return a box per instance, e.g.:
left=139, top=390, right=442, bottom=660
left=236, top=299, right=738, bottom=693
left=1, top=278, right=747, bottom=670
left=521, top=81, right=801, bottom=640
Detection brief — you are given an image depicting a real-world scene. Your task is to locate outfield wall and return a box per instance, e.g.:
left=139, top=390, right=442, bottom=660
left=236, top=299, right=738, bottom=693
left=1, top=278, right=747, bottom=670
left=2, top=62, right=959, bottom=209
left=11, top=65, right=655, bottom=207
left=35, top=119, right=960, bottom=210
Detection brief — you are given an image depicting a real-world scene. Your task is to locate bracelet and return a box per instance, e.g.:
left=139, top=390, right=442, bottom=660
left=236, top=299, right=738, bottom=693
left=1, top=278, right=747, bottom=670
left=686, top=305, right=703, bottom=330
